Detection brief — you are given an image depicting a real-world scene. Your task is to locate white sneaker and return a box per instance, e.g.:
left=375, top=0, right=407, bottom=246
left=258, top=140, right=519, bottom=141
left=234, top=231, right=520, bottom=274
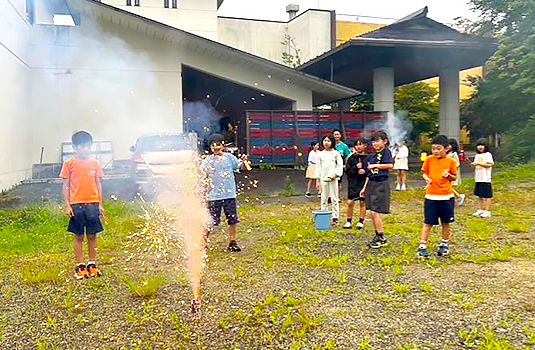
left=480, top=211, right=492, bottom=218
left=355, top=222, right=364, bottom=229
left=342, top=221, right=352, bottom=229
left=473, top=210, right=484, bottom=217
left=401, top=184, right=407, bottom=191
left=395, top=184, right=401, bottom=191
left=457, top=194, right=465, bottom=206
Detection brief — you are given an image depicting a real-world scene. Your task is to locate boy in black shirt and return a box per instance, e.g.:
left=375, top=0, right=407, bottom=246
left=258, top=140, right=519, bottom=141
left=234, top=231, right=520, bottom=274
left=360, top=131, right=394, bottom=248
left=343, top=138, right=368, bottom=229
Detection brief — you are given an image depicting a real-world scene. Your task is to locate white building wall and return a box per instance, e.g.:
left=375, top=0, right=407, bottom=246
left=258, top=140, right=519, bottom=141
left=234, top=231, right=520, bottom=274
left=103, top=0, right=219, bottom=40
left=218, top=18, right=287, bottom=63
left=287, top=11, right=332, bottom=63
left=0, top=0, right=32, bottom=190
left=29, top=19, right=184, bottom=163
left=218, top=10, right=332, bottom=65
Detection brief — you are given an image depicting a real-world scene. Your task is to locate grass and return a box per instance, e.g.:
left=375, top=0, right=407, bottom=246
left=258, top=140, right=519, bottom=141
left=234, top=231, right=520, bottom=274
left=0, top=162, right=534, bottom=348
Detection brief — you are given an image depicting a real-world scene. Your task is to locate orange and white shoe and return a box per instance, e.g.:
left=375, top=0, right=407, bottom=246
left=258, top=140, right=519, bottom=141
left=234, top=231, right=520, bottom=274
left=86, top=263, right=102, bottom=277
left=75, top=264, right=88, bottom=279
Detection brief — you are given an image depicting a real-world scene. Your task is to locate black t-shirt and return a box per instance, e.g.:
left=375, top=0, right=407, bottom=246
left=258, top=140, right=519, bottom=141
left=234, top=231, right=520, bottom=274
left=345, top=153, right=367, bottom=186
left=366, top=148, right=393, bottom=182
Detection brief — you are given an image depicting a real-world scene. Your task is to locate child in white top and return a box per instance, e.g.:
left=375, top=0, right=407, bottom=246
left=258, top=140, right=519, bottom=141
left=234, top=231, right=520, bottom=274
left=447, top=138, right=465, bottom=206
left=393, top=140, right=409, bottom=190
left=305, top=141, right=320, bottom=198
left=314, top=134, right=343, bottom=225
left=471, top=138, right=494, bottom=218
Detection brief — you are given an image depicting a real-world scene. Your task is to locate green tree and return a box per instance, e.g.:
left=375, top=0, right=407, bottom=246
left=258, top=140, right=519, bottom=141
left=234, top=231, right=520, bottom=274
left=460, top=0, right=535, bottom=152
left=394, top=82, right=439, bottom=140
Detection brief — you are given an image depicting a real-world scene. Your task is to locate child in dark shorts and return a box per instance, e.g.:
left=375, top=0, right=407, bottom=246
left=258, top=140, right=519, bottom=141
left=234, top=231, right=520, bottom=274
left=343, top=137, right=368, bottom=230
left=418, top=135, right=458, bottom=258
left=201, top=134, right=249, bottom=252
left=360, top=131, right=393, bottom=248
left=59, top=131, right=105, bottom=279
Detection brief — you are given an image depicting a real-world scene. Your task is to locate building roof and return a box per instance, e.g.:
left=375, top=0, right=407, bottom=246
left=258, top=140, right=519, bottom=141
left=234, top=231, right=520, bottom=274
left=298, top=7, right=498, bottom=92
left=68, top=0, right=358, bottom=105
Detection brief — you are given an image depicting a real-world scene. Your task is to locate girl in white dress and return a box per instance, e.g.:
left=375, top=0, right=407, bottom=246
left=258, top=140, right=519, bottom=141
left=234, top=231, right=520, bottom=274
left=393, top=140, right=409, bottom=190
left=305, top=141, right=320, bottom=197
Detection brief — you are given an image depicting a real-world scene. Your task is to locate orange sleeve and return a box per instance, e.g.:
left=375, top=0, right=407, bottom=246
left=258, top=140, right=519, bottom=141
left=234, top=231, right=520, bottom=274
left=94, top=160, right=105, bottom=178
left=421, top=157, right=429, bottom=173
left=450, top=158, right=457, bottom=175
left=59, top=159, right=71, bottom=179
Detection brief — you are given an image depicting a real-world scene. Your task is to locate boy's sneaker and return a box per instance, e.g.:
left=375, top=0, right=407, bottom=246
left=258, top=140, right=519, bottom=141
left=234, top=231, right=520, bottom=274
left=86, top=263, right=102, bottom=277
left=480, top=211, right=492, bottom=218
left=437, top=245, right=449, bottom=257
left=456, top=194, right=465, bottom=206
left=74, top=264, right=88, bottom=279
left=368, top=235, right=388, bottom=248
left=342, top=221, right=352, bottom=229
left=332, top=219, right=339, bottom=226
left=473, top=210, right=484, bottom=217
left=401, top=184, right=407, bottom=191
left=317, top=192, right=321, bottom=198
left=228, top=240, right=241, bottom=252
left=417, top=247, right=429, bottom=258
left=305, top=192, right=311, bottom=198
left=395, top=184, right=401, bottom=191
left=355, top=222, right=364, bottom=229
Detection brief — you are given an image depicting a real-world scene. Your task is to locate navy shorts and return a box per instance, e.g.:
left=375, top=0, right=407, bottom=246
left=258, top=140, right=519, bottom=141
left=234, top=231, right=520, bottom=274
left=208, top=198, right=239, bottom=226
left=68, top=203, right=103, bottom=235
left=474, top=182, right=493, bottom=198
left=424, top=198, right=455, bottom=225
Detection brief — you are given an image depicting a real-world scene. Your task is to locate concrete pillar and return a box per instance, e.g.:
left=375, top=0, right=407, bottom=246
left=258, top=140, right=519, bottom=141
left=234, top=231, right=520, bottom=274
left=439, top=68, right=460, bottom=140
left=339, top=99, right=350, bottom=112
left=373, top=67, right=394, bottom=115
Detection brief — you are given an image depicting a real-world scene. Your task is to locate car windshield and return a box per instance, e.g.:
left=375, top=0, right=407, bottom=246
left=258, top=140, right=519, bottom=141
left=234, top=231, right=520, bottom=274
left=137, top=135, right=190, bottom=152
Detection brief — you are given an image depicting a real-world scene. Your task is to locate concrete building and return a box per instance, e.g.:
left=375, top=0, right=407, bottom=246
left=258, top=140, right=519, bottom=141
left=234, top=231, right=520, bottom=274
left=0, top=0, right=356, bottom=190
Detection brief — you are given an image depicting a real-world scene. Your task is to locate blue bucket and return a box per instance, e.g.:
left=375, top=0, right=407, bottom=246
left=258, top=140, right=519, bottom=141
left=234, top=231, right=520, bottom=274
left=313, top=210, right=332, bottom=230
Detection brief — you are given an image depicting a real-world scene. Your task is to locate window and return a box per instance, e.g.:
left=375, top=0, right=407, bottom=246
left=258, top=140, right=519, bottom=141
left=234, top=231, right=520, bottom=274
left=126, top=0, right=131, bottom=5
left=134, top=0, right=139, bottom=6
left=163, top=0, right=168, bottom=7
left=171, top=0, right=177, bottom=8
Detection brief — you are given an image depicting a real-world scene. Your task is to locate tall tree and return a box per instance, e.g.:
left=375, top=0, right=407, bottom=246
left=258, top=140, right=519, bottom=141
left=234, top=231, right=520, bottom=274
left=394, top=82, right=439, bottom=140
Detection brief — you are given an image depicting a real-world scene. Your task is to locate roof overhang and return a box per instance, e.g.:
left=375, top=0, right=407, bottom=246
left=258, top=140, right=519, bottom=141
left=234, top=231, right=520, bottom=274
left=299, top=10, right=499, bottom=91
left=67, top=0, right=358, bottom=105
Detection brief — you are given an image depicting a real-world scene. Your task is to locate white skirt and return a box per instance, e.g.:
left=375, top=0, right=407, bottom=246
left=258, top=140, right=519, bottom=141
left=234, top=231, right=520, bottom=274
left=394, top=158, right=408, bottom=170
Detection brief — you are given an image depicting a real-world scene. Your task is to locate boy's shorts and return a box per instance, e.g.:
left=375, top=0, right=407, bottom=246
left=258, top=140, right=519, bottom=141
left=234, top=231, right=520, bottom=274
left=424, top=198, right=455, bottom=225
left=365, top=180, right=390, bottom=214
left=208, top=198, right=239, bottom=226
left=68, top=203, right=103, bottom=235
left=347, top=180, right=365, bottom=201
left=474, top=182, right=493, bottom=198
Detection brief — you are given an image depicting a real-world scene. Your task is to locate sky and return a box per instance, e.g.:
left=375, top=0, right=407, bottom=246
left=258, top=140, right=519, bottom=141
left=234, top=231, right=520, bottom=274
left=218, top=0, right=480, bottom=26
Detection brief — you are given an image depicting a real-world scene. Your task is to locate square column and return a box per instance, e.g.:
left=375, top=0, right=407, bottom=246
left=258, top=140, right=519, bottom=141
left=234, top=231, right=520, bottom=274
left=373, top=67, right=394, bottom=115
left=439, top=68, right=460, bottom=140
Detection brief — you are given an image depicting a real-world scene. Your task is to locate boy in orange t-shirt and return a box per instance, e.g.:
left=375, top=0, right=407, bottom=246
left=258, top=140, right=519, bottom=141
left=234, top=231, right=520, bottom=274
left=418, top=135, right=457, bottom=258
left=59, top=131, right=105, bottom=279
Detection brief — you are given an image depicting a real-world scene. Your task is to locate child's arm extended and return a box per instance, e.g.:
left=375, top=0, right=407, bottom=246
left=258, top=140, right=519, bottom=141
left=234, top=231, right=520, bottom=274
left=96, top=176, right=106, bottom=219
left=62, top=179, right=73, bottom=217
left=359, top=177, right=369, bottom=198
left=422, top=173, right=432, bottom=187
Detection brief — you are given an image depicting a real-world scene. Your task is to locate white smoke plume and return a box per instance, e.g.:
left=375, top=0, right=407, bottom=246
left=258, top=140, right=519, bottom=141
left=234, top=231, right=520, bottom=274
left=385, top=112, right=412, bottom=146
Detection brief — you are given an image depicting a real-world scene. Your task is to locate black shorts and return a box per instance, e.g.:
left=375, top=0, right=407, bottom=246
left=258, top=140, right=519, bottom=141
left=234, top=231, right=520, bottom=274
left=424, top=198, right=455, bottom=225
left=208, top=198, right=239, bottom=226
left=347, top=180, right=365, bottom=201
left=474, top=182, right=493, bottom=198
left=365, top=180, right=390, bottom=214
left=68, top=203, right=103, bottom=235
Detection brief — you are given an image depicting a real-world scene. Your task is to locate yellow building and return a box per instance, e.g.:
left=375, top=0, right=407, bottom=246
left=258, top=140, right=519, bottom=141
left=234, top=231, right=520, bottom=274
left=336, top=20, right=481, bottom=99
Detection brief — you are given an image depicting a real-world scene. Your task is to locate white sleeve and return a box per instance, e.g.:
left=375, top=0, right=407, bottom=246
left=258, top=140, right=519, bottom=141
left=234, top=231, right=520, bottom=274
left=486, top=152, right=494, bottom=165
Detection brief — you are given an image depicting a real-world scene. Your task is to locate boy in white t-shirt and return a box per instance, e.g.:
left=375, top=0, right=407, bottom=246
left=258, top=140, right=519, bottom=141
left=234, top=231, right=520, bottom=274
left=471, top=138, right=494, bottom=218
